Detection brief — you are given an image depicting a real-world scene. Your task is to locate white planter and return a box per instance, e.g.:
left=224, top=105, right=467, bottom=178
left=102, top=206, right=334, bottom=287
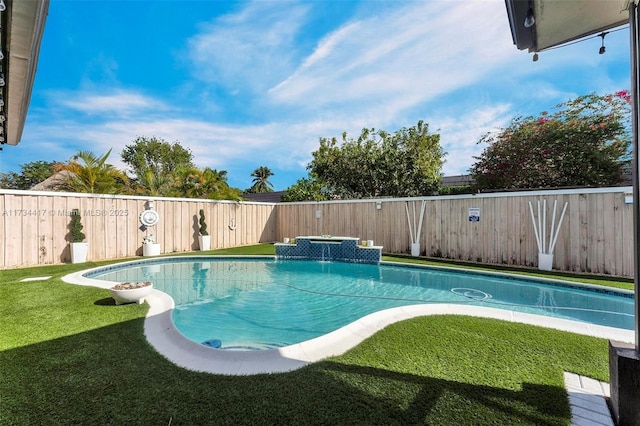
left=110, top=284, right=153, bottom=305
left=198, top=235, right=211, bottom=251
left=70, top=242, right=89, bottom=264
left=143, top=243, right=161, bottom=257
left=411, top=242, right=421, bottom=257
left=538, top=252, right=554, bottom=271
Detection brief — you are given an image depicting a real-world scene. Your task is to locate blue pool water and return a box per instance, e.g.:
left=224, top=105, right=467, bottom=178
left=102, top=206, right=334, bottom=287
left=87, top=257, right=634, bottom=350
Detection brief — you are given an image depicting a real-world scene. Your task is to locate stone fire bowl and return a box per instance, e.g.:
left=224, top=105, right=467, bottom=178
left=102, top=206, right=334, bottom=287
left=110, top=282, right=153, bottom=305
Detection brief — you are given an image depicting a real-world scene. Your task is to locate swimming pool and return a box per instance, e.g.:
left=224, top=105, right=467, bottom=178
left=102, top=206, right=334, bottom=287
left=86, top=257, right=634, bottom=351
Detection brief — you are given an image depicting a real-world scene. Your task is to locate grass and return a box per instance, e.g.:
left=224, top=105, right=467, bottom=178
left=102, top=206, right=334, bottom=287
left=0, top=244, right=625, bottom=425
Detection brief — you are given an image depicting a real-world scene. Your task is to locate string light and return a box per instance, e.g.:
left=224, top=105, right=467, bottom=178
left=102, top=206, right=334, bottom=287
left=599, top=32, right=608, bottom=54
left=524, top=7, right=535, bottom=28
left=530, top=26, right=627, bottom=61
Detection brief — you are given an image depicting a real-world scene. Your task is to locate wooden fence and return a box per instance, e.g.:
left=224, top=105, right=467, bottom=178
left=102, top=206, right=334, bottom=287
left=0, top=187, right=634, bottom=277
left=0, top=190, right=276, bottom=268
left=276, top=187, right=634, bottom=277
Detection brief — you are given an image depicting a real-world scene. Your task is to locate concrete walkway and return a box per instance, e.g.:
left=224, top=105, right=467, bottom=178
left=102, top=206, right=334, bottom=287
left=565, top=372, right=614, bottom=426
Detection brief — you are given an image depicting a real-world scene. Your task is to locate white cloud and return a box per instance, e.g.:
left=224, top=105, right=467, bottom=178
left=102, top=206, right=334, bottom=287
left=434, top=103, right=514, bottom=175
left=268, top=1, right=517, bottom=116
left=23, top=109, right=320, bottom=177
left=187, top=1, right=310, bottom=93
left=53, top=90, right=166, bottom=115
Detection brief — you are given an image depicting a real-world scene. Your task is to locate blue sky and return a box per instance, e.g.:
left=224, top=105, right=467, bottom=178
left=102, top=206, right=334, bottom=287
left=0, top=0, right=631, bottom=191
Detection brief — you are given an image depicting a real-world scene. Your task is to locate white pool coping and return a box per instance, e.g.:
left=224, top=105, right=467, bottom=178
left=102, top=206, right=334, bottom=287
left=63, top=259, right=635, bottom=376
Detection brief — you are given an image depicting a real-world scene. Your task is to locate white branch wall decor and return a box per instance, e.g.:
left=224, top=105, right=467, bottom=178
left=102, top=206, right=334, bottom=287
left=528, top=199, right=568, bottom=270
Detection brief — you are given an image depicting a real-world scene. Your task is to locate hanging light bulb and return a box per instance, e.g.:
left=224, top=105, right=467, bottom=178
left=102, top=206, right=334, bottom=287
left=0, top=49, right=4, bottom=60
left=0, top=96, right=4, bottom=107
left=0, top=74, right=5, bottom=86
left=532, top=53, right=539, bottom=62
left=0, top=0, right=6, bottom=12
left=599, top=32, right=607, bottom=54
left=524, top=7, right=535, bottom=28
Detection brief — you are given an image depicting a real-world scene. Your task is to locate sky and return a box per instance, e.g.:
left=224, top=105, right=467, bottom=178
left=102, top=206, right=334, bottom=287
left=0, top=0, right=632, bottom=191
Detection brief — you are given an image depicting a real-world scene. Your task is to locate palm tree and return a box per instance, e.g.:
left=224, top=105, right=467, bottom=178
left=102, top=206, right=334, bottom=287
left=249, top=166, right=274, bottom=193
left=57, top=149, right=128, bottom=194
left=134, top=169, right=174, bottom=196
left=176, top=166, right=241, bottom=200
left=178, top=166, right=209, bottom=199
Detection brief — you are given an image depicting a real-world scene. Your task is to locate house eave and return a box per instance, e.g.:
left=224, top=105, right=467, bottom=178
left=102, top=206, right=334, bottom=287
left=3, top=0, right=49, bottom=147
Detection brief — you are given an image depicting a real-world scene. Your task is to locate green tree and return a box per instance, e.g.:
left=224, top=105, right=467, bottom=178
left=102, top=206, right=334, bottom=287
left=177, top=166, right=242, bottom=200
left=120, top=136, right=195, bottom=196
left=178, top=166, right=214, bottom=198
left=470, top=92, right=631, bottom=191
left=0, top=160, right=58, bottom=189
left=308, top=120, right=445, bottom=199
left=133, top=169, right=175, bottom=196
left=282, top=173, right=332, bottom=202
left=121, top=136, right=194, bottom=193
left=379, top=121, right=445, bottom=197
left=247, top=166, right=274, bottom=193
left=57, top=149, right=128, bottom=194
left=0, top=171, right=19, bottom=189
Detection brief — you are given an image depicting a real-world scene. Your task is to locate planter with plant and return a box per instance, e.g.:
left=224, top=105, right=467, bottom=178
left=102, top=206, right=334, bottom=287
left=198, top=209, right=211, bottom=251
left=69, top=209, right=89, bottom=263
left=110, top=281, right=153, bottom=305
left=142, top=234, right=161, bottom=256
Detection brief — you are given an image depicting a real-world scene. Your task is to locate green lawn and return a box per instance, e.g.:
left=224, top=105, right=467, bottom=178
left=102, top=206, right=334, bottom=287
left=0, top=245, right=623, bottom=425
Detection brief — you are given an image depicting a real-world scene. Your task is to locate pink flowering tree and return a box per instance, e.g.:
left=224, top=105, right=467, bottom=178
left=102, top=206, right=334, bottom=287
left=470, top=92, right=631, bottom=190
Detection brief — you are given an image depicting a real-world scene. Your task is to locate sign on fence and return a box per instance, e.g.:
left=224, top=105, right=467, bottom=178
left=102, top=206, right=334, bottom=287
left=468, top=207, right=480, bottom=222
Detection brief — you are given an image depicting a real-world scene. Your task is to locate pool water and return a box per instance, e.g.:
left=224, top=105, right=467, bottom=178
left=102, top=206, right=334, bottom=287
left=88, top=258, right=634, bottom=350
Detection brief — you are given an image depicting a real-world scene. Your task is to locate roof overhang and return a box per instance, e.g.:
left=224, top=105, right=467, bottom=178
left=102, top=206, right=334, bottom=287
left=506, top=0, right=631, bottom=52
left=2, top=0, right=49, bottom=147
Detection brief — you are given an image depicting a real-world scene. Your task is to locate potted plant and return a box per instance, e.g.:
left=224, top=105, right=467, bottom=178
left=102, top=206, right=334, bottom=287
left=110, top=281, right=153, bottom=305
left=69, top=209, right=88, bottom=263
left=142, top=233, right=161, bottom=256
left=198, top=209, right=211, bottom=251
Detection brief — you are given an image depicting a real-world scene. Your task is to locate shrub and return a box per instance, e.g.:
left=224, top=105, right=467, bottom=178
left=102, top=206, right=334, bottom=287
left=69, top=209, right=86, bottom=243
left=199, top=209, right=208, bottom=236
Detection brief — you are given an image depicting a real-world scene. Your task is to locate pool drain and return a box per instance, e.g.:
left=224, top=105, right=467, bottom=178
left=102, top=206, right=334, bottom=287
left=451, top=288, right=492, bottom=301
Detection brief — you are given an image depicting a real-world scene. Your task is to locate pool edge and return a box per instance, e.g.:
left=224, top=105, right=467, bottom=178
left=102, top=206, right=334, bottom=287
left=63, top=256, right=636, bottom=376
